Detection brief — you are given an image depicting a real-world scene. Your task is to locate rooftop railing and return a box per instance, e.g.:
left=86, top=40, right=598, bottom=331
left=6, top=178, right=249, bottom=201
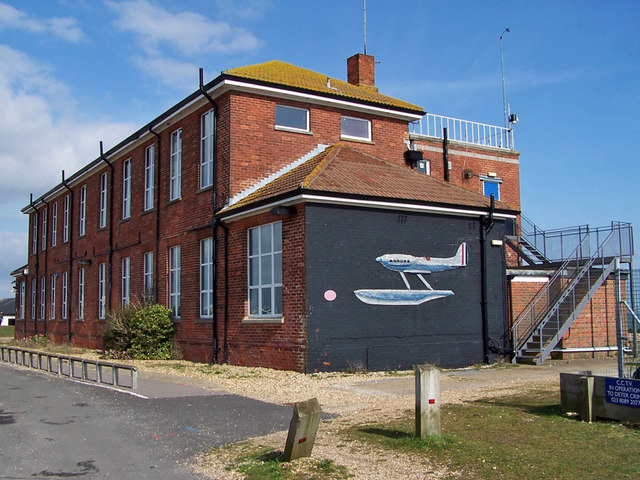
left=409, top=113, right=515, bottom=151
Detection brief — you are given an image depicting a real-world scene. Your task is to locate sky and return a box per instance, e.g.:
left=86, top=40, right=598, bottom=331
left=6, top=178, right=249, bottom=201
left=0, top=0, right=638, bottom=298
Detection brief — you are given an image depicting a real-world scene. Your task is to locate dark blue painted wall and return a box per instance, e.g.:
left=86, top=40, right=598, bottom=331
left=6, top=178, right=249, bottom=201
left=305, top=204, right=508, bottom=372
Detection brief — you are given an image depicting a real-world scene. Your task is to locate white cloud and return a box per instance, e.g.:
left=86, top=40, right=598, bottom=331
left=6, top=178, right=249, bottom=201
left=133, top=56, right=200, bottom=90
left=0, top=1, right=86, bottom=42
left=214, top=0, right=272, bottom=20
left=0, top=44, right=137, bottom=203
left=0, top=230, right=27, bottom=298
left=106, top=0, right=262, bottom=57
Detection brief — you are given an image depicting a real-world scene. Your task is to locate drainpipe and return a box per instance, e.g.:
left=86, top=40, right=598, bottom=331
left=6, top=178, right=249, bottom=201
left=199, top=67, right=220, bottom=363
left=443, top=127, right=450, bottom=182
left=480, top=195, right=496, bottom=363
left=61, top=171, right=74, bottom=343
left=41, top=197, right=49, bottom=338
left=220, top=221, right=230, bottom=363
left=29, top=194, right=39, bottom=336
left=148, top=127, right=161, bottom=304
left=99, top=142, right=114, bottom=310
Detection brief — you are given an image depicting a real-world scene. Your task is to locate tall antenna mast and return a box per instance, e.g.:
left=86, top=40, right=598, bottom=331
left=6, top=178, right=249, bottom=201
left=363, top=0, right=367, bottom=54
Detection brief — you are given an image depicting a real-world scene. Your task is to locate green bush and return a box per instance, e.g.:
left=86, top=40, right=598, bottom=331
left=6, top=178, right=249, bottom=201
left=128, top=304, right=176, bottom=360
left=103, top=302, right=138, bottom=352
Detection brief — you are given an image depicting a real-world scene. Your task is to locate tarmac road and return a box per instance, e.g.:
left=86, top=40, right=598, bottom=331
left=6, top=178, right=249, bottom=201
left=0, top=363, right=291, bottom=479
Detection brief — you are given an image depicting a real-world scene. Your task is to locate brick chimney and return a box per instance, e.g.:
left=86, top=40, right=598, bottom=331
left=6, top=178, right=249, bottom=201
left=347, top=53, right=377, bottom=91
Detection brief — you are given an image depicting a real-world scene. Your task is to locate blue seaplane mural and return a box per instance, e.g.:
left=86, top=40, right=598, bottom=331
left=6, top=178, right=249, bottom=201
left=354, top=243, right=467, bottom=305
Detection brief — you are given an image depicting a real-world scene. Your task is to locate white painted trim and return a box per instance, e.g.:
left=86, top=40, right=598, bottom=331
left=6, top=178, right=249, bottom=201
left=511, top=276, right=550, bottom=283
left=221, top=193, right=517, bottom=223
left=410, top=142, right=519, bottom=164
left=223, top=79, right=423, bottom=122
left=242, top=316, right=284, bottom=325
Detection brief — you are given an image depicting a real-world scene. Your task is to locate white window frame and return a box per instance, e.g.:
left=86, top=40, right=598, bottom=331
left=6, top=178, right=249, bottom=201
left=98, top=263, right=106, bottom=320
left=61, top=271, right=68, bottom=320
left=121, top=257, right=130, bottom=306
left=144, top=145, right=155, bottom=211
left=19, top=281, right=25, bottom=320
left=200, top=238, right=213, bottom=318
left=40, top=276, right=45, bottom=320
left=78, top=268, right=85, bottom=320
left=122, top=158, right=132, bottom=219
left=51, top=202, right=57, bottom=247
left=481, top=175, right=502, bottom=201
left=169, top=246, right=181, bottom=318
left=79, top=184, right=86, bottom=236
left=31, top=278, right=36, bottom=320
left=170, top=128, right=182, bottom=200
left=143, top=251, right=153, bottom=302
left=340, top=115, right=372, bottom=141
left=32, top=213, right=38, bottom=254
left=275, top=105, right=310, bottom=133
left=50, top=274, right=56, bottom=320
left=41, top=207, right=47, bottom=251
left=248, top=222, right=283, bottom=318
left=200, top=110, right=214, bottom=189
left=99, top=172, right=108, bottom=229
left=63, top=195, right=70, bottom=243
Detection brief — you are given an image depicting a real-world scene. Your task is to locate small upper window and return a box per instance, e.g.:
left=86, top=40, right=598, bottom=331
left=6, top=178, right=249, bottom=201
left=275, top=105, right=309, bottom=132
left=341, top=115, right=371, bottom=141
left=481, top=176, right=502, bottom=200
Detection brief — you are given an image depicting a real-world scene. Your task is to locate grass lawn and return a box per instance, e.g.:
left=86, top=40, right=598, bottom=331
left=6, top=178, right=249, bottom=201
left=346, top=388, right=640, bottom=479
left=0, top=325, right=14, bottom=337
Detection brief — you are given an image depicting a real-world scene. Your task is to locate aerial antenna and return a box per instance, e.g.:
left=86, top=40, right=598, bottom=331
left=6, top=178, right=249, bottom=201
left=363, top=0, right=367, bottom=54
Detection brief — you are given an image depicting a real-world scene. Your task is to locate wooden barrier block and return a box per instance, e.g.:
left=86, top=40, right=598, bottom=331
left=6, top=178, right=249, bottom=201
left=579, top=375, right=594, bottom=423
left=415, top=364, right=441, bottom=437
left=282, top=398, right=322, bottom=462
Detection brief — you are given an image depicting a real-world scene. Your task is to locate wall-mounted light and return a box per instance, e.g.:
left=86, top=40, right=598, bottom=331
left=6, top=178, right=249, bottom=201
left=509, top=113, right=519, bottom=125
left=463, top=169, right=474, bottom=179
left=270, top=206, right=297, bottom=216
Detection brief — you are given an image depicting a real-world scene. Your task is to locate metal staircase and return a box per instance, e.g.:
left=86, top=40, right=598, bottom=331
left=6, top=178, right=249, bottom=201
left=510, top=221, right=633, bottom=365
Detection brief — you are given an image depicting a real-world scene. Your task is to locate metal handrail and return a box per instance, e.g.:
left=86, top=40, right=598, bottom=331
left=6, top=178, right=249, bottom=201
left=512, top=232, right=593, bottom=350
left=0, top=346, right=137, bottom=389
left=409, top=113, right=515, bottom=150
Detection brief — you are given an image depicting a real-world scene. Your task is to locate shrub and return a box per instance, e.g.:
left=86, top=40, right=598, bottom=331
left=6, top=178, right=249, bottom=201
left=127, top=304, right=176, bottom=360
left=103, top=302, right=139, bottom=352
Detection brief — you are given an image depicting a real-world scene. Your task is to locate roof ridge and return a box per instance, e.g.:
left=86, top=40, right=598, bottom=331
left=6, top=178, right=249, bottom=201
left=227, top=144, right=329, bottom=207
left=302, top=143, right=344, bottom=188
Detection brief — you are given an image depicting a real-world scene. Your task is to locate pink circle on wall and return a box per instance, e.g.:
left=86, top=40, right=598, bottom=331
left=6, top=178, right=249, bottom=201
left=324, top=290, right=337, bottom=302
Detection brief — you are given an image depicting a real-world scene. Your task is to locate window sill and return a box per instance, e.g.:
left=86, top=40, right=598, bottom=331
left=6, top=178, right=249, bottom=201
left=275, top=126, right=313, bottom=135
left=197, top=185, right=213, bottom=195
left=242, top=316, right=284, bottom=325
left=340, top=136, right=374, bottom=144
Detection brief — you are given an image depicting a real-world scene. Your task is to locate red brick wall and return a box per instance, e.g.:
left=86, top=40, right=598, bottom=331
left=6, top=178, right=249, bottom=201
left=510, top=276, right=622, bottom=359
left=410, top=136, right=521, bottom=211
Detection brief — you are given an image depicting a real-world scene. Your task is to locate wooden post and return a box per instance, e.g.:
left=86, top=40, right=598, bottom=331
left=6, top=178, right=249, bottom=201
left=579, top=375, right=594, bottom=423
left=415, top=364, right=441, bottom=437
left=282, top=398, right=322, bottom=462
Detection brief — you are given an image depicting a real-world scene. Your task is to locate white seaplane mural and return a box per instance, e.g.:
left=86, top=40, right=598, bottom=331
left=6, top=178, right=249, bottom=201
left=354, top=243, right=467, bottom=305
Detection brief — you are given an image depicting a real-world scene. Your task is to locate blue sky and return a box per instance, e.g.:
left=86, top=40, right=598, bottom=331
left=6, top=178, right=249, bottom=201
left=0, top=0, right=638, bottom=298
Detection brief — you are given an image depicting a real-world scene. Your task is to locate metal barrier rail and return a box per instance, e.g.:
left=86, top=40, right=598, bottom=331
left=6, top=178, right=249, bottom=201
left=0, top=346, right=137, bottom=389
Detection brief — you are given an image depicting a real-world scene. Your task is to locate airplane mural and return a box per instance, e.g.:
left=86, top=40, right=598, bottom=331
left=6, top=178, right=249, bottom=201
left=354, top=243, right=467, bottom=305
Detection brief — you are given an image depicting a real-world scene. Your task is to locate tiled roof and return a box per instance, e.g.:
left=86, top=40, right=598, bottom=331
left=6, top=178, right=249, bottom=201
left=224, top=61, right=424, bottom=114
left=221, top=144, right=517, bottom=216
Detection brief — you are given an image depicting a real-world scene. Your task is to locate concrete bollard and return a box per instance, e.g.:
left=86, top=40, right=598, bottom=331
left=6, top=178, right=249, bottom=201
left=282, top=398, right=322, bottom=462
left=415, top=364, right=441, bottom=437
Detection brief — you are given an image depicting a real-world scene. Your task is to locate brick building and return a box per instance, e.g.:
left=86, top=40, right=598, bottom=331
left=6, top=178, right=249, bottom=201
left=12, top=53, right=629, bottom=371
